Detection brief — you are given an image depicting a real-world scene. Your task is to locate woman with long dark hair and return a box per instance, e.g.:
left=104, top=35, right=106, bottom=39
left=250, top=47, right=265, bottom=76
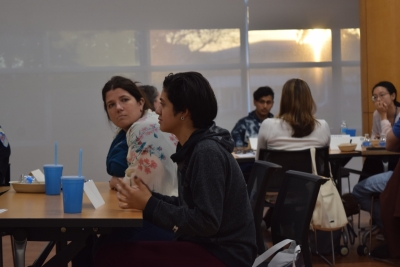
left=256, top=78, right=330, bottom=157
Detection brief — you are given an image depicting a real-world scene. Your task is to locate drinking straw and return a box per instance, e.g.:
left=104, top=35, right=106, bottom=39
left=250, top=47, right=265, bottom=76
left=78, top=148, right=82, bottom=177
left=54, top=142, right=58, bottom=165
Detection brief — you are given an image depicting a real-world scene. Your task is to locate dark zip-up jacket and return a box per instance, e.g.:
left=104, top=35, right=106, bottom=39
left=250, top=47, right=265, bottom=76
left=144, top=123, right=257, bottom=266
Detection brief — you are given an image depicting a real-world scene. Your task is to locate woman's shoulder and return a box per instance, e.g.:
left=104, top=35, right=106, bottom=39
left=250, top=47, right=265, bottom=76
left=128, top=110, right=159, bottom=131
left=316, top=119, right=328, bottom=125
left=314, top=119, right=331, bottom=137
left=262, top=117, right=281, bottom=125
left=316, top=119, right=330, bottom=129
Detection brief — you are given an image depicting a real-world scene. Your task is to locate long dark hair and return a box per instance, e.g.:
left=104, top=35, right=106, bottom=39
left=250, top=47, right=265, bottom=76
left=101, top=76, right=150, bottom=121
left=372, top=81, right=400, bottom=107
left=139, top=85, right=158, bottom=111
left=278, top=78, right=319, bottom=137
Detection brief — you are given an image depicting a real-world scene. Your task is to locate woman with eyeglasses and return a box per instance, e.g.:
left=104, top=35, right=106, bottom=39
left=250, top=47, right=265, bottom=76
left=358, top=81, right=400, bottom=183
left=371, top=81, right=400, bottom=139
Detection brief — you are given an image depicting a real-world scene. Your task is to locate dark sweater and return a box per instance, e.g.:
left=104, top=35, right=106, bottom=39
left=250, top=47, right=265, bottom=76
left=144, top=123, right=257, bottom=266
left=0, top=126, right=10, bottom=185
left=106, top=130, right=128, bottom=177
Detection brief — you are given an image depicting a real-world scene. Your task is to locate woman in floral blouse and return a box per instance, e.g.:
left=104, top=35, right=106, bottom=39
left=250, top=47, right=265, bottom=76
left=103, top=76, right=178, bottom=196
left=73, top=76, right=179, bottom=267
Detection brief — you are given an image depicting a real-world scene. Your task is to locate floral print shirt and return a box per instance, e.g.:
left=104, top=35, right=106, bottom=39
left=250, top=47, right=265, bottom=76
left=231, top=110, right=273, bottom=147
left=125, top=110, right=178, bottom=196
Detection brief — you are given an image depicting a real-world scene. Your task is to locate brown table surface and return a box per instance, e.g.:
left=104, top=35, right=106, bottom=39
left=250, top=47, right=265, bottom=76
left=234, top=148, right=400, bottom=160
left=234, top=149, right=400, bottom=196
left=233, top=149, right=363, bottom=161
left=0, top=182, right=142, bottom=227
left=0, top=182, right=143, bottom=267
left=361, top=147, right=400, bottom=156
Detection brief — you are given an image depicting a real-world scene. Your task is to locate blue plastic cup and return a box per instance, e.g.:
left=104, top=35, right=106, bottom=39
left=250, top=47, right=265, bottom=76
left=43, top=164, right=63, bottom=195
left=345, top=128, right=356, bottom=137
left=61, top=176, right=85, bottom=213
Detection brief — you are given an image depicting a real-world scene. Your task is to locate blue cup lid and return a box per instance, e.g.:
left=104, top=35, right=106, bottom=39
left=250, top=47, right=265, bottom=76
left=43, top=164, right=63, bottom=167
left=61, top=176, right=85, bottom=180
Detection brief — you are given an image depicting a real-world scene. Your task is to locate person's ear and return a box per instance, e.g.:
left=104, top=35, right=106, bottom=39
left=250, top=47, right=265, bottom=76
left=139, top=98, right=145, bottom=107
left=179, top=109, right=190, bottom=121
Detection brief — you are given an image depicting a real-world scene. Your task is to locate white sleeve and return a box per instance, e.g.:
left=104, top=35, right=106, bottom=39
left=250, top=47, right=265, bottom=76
left=322, top=120, right=331, bottom=146
left=380, top=119, right=392, bottom=137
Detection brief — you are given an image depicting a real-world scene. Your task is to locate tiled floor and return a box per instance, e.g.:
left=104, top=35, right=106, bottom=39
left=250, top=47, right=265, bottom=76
left=1, top=238, right=71, bottom=267
left=263, top=209, right=400, bottom=266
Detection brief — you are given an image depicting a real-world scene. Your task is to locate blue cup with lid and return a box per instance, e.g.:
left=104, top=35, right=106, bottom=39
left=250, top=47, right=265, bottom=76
left=61, top=176, right=85, bottom=213
left=43, top=164, right=63, bottom=195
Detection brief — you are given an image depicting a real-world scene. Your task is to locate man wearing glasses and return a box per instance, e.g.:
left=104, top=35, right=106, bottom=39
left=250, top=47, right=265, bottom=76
left=231, top=86, right=275, bottom=148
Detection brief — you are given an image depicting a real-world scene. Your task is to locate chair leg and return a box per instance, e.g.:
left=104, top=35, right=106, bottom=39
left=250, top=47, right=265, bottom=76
left=370, top=196, right=373, bottom=252
left=11, top=229, right=27, bottom=267
left=330, top=231, right=335, bottom=266
left=347, top=176, right=351, bottom=194
left=314, top=230, right=334, bottom=267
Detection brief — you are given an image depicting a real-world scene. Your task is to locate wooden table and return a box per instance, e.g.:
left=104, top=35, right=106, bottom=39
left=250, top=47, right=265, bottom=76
left=234, top=149, right=400, bottom=195
left=232, top=152, right=256, bottom=164
left=233, top=150, right=363, bottom=163
left=0, top=182, right=142, bottom=267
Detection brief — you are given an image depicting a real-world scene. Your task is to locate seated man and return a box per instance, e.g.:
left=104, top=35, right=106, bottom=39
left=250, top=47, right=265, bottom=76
left=352, top=119, right=400, bottom=259
left=231, top=86, right=274, bottom=148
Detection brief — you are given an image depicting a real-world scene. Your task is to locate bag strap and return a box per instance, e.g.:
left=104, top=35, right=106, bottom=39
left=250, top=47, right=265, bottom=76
left=252, top=239, right=295, bottom=267
left=310, top=147, right=333, bottom=178
left=310, top=147, right=318, bottom=175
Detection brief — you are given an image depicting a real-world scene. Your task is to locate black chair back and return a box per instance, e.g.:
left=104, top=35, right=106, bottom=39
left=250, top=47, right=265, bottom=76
left=271, top=170, right=324, bottom=267
left=259, top=146, right=330, bottom=192
left=247, top=160, right=281, bottom=255
left=0, top=162, right=10, bottom=186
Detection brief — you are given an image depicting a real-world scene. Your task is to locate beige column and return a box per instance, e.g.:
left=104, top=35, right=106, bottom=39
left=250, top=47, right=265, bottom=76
left=360, top=0, right=400, bottom=136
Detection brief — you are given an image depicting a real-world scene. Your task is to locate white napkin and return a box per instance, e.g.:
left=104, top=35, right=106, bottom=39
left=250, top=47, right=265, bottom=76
left=30, top=169, right=45, bottom=182
left=84, top=180, right=105, bottom=209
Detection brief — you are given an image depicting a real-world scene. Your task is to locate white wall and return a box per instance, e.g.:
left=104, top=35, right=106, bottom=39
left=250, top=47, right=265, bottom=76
left=0, top=0, right=360, bottom=182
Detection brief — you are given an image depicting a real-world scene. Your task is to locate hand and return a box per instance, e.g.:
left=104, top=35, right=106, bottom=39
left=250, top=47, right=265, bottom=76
left=109, top=176, right=120, bottom=191
left=115, top=176, right=152, bottom=210
left=375, top=101, right=388, bottom=120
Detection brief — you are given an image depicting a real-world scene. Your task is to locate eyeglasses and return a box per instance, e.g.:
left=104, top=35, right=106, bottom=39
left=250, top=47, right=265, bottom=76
left=257, top=100, right=273, bottom=105
left=372, top=92, right=389, bottom=102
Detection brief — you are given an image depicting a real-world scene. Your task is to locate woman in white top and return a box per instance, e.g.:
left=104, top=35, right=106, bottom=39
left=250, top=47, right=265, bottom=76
left=371, top=81, right=400, bottom=139
left=358, top=81, right=400, bottom=183
left=256, top=78, right=330, bottom=159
